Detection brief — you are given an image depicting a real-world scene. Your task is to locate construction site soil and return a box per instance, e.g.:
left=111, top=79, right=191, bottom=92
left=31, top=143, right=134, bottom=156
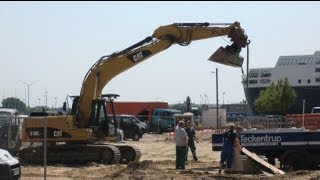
left=21, top=132, right=320, bottom=179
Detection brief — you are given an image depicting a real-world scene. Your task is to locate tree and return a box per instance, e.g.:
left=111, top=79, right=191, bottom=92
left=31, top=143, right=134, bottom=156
left=2, top=97, right=27, bottom=113
left=186, top=96, right=191, bottom=112
left=254, top=78, right=296, bottom=115
left=169, top=96, right=193, bottom=113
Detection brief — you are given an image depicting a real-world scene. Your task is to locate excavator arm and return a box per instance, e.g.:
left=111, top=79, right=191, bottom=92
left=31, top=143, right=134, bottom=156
left=77, top=22, right=249, bottom=128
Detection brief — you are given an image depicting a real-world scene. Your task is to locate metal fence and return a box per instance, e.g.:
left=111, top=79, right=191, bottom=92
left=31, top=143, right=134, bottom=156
left=134, top=114, right=302, bottom=131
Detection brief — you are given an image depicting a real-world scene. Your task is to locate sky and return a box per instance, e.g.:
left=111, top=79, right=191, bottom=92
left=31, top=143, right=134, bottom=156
left=1, top=1, right=319, bottom=108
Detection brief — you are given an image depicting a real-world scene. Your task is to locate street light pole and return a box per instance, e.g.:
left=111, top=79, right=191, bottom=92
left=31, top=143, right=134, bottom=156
left=223, top=91, right=226, bottom=105
left=216, top=68, right=219, bottom=129
left=44, top=89, right=48, bottom=107
left=211, top=69, right=219, bottom=129
left=20, top=80, right=39, bottom=107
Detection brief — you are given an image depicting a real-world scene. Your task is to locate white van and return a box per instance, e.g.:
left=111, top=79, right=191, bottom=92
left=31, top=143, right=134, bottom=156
left=311, top=107, right=320, bottom=113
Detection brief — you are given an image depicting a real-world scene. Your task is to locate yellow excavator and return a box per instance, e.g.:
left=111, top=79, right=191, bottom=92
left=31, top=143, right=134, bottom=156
left=20, top=21, right=249, bottom=164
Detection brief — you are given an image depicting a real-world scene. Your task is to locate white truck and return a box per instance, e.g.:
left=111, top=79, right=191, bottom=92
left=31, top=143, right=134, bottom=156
left=212, top=128, right=320, bottom=171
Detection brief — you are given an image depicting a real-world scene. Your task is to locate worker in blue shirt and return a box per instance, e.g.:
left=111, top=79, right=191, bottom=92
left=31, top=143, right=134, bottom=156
left=218, top=124, right=238, bottom=173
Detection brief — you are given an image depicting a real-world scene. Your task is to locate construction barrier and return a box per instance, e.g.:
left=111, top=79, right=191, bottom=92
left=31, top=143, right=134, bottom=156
left=167, top=129, right=225, bottom=140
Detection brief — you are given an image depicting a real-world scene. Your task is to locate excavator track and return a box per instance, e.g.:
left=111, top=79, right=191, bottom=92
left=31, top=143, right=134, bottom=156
left=19, top=144, right=121, bottom=164
left=115, top=144, right=141, bottom=164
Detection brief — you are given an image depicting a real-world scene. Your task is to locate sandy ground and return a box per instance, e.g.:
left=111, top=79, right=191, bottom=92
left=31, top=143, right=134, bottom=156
left=21, top=132, right=320, bottom=179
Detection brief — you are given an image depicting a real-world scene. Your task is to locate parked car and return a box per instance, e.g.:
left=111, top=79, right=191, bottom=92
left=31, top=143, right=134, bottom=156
left=0, top=148, right=20, bottom=179
left=114, top=115, right=144, bottom=141
left=132, top=116, right=148, bottom=133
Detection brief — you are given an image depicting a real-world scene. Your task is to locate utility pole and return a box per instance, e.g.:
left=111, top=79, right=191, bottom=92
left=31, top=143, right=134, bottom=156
left=211, top=69, right=219, bottom=129
left=24, top=88, right=27, bottom=105
left=216, top=68, right=219, bottom=129
left=43, top=109, right=48, bottom=180
left=246, top=41, right=251, bottom=115
left=20, top=80, right=39, bottom=107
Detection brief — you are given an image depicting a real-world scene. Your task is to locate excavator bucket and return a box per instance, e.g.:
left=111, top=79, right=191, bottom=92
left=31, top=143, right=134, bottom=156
left=208, top=46, right=244, bottom=68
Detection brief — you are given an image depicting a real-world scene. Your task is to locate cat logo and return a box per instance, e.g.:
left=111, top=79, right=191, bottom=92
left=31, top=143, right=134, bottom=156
left=127, top=50, right=152, bottom=63
left=54, top=130, right=63, bottom=137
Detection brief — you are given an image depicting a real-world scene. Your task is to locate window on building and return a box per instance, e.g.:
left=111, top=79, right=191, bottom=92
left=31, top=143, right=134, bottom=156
left=298, top=79, right=301, bottom=83
left=260, top=70, right=272, bottom=77
left=249, top=79, right=258, bottom=84
left=260, top=79, right=271, bottom=84
left=249, top=71, right=259, bottom=78
left=308, top=79, right=311, bottom=83
left=289, top=59, right=294, bottom=65
left=286, top=59, right=290, bottom=65
left=278, top=59, right=286, bottom=66
left=316, top=78, right=320, bottom=82
left=315, top=68, right=320, bottom=73
left=307, top=58, right=313, bottom=64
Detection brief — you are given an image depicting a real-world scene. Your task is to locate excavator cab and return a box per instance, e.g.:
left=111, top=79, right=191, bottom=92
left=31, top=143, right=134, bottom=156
left=89, top=94, right=120, bottom=141
left=0, top=108, right=21, bottom=155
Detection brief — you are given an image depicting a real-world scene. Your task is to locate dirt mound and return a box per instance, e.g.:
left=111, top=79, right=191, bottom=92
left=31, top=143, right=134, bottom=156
left=109, top=160, right=158, bottom=179
left=127, top=160, right=156, bottom=170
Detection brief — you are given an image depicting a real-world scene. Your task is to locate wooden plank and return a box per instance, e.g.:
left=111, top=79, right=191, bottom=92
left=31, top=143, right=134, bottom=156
left=241, top=147, right=285, bottom=175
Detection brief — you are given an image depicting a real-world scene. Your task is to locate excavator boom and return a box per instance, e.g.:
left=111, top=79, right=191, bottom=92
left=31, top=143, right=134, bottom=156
left=20, top=21, right=248, bottom=165
left=78, top=21, right=248, bottom=128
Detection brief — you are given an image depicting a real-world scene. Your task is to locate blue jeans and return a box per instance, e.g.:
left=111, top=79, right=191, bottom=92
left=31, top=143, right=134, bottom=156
left=220, top=142, right=233, bottom=169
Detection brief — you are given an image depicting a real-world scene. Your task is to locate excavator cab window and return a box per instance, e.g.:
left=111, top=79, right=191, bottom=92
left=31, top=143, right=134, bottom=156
left=0, top=109, right=20, bottom=151
left=91, top=99, right=108, bottom=126
left=62, top=102, right=67, bottom=112
left=71, top=96, right=80, bottom=115
left=90, top=99, right=113, bottom=137
left=10, top=112, right=20, bottom=146
left=0, top=112, right=9, bottom=127
left=102, top=94, right=120, bottom=130
left=0, top=112, right=10, bottom=143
